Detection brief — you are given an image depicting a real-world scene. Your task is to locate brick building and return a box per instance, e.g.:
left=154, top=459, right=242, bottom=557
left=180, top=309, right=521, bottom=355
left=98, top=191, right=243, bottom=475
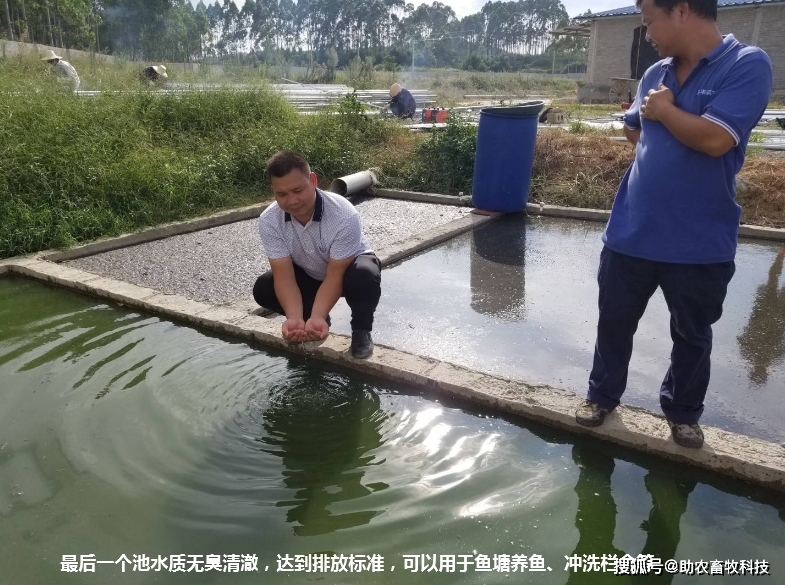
left=575, top=0, right=784, bottom=102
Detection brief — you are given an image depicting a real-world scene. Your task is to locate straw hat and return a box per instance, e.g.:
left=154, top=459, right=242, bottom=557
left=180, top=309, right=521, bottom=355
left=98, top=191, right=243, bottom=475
left=152, top=65, right=168, bottom=78
left=40, top=49, right=62, bottom=61
left=389, top=83, right=402, bottom=97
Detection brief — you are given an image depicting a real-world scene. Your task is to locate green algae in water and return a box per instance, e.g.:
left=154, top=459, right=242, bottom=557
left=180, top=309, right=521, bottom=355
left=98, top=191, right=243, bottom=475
left=0, top=276, right=783, bottom=584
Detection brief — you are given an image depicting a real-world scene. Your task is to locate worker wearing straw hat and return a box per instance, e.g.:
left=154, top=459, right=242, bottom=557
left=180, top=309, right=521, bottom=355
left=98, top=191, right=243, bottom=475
left=40, top=49, right=80, bottom=91
left=388, top=83, right=416, bottom=119
left=140, top=65, right=168, bottom=86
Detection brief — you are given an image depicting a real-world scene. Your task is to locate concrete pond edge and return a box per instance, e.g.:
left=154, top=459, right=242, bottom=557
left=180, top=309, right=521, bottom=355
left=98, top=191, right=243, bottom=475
left=42, top=202, right=273, bottom=263
left=375, top=190, right=785, bottom=243
left=2, top=255, right=784, bottom=495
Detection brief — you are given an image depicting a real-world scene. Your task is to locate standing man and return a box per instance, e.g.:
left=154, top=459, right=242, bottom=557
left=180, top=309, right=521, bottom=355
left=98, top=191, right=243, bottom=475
left=254, top=151, right=381, bottom=359
left=388, top=83, right=417, bottom=119
left=40, top=49, right=80, bottom=91
left=575, top=0, right=772, bottom=448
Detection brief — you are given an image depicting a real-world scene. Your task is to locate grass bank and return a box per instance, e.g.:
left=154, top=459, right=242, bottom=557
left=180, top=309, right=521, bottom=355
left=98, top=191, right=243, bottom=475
left=0, top=86, right=407, bottom=258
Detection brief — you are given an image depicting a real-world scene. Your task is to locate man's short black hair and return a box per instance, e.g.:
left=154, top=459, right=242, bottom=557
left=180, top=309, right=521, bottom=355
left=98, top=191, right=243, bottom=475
left=266, top=150, right=311, bottom=179
left=635, top=0, right=718, bottom=20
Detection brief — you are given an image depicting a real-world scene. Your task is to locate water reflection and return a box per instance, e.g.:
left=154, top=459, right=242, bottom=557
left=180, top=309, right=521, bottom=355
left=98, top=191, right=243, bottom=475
left=470, top=217, right=527, bottom=320
left=568, top=443, right=695, bottom=584
left=259, top=367, right=389, bottom=536
left=738, top=249, right=785, bottom=385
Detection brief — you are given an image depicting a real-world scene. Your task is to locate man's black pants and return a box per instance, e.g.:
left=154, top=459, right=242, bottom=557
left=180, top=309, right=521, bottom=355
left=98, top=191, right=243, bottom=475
left=587, top=247, right=735, bottom=424
left=253, top=253, right=381, bottom=331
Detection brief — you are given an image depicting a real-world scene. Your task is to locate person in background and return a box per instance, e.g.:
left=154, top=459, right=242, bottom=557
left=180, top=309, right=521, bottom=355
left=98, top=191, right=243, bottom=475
left=140, top=65, right=168, bottom=86
left=575, top=0, right=772, bottom=448
left=40, top=49, right=80, bottom=91
left=253, top=150, right=381, bottom=359
left=388, top=83, right=416, bottom=119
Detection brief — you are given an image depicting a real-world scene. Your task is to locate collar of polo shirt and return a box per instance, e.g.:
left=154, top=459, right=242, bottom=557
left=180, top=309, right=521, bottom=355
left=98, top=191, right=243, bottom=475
left=284, top=189, right=324, bottom=223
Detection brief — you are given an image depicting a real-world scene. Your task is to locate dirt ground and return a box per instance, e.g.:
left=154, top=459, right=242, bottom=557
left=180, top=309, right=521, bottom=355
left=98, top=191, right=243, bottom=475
left=530, top=131, right=785, bottom=228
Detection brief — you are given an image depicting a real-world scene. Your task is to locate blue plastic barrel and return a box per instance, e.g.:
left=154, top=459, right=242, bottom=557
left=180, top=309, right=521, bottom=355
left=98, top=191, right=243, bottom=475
left=472, top=102, right=544, bottom=213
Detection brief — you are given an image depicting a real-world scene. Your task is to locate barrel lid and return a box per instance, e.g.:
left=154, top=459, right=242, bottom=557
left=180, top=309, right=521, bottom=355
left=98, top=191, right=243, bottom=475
left=480, top=101, right=545, bottom=118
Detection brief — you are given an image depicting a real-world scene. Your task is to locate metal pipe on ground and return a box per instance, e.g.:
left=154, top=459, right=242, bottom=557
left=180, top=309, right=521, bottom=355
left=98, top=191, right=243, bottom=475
left=330, top=170, right=379, bottom=196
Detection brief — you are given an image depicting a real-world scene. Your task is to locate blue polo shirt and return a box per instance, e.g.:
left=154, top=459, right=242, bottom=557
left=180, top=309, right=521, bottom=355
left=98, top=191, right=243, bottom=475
left=603, top=34, right=772, bottom=264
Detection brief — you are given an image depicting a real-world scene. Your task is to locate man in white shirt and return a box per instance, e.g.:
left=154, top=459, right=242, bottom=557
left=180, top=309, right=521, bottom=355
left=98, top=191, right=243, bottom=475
left=254, top=150, right=381, bottom=359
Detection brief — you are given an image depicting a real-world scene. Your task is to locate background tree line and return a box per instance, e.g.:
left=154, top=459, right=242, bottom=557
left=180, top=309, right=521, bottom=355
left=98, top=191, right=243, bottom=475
left=0, top=0, right=587, bottom=71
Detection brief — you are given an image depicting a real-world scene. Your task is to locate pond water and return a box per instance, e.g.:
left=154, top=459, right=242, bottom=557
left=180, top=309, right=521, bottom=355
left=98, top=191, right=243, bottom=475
left=331, top=216, right=785, bottom=443
left=0, top=277, right=783, bottom=584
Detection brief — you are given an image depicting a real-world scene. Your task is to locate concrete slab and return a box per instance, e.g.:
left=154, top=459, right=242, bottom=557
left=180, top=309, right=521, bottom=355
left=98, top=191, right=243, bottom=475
left=225, top=296, right=265, bottom=315
left=526, top=202, right=611, bottom=222
left=212, top=314, right=282, bottom=343
left=194, top=305, right=250, bottom=325
left=43, top=203, right=271, bottom=262
left=739, top=224, right=785, bottom=242
left=376, top=188, right=473, bottom=206
left=377, top=212, right=497, bottom=265
left=144, top=294, right=214, bottom=323
left=65, top=198, right=471, bottom=305
left=8, top=260, right=103, bottom=293
left=80, top=276, right=159, bottom=304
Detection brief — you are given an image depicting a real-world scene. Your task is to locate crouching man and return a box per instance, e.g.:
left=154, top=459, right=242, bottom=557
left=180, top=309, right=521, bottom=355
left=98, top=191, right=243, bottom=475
left=254, top=150, right=381, bottom=359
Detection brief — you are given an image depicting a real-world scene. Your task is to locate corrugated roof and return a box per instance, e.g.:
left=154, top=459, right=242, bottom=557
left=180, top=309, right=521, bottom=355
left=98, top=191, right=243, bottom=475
left=576, top=0, right=785, bottom=19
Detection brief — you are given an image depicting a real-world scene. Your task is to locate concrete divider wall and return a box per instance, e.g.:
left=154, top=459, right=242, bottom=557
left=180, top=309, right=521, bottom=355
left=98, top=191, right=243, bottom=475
left=0, top=39, right=116, bottom=62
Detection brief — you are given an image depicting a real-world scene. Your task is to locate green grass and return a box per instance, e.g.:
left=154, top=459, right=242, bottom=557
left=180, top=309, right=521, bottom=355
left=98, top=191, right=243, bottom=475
left=0, top=52, right=616, bottom=259
left=0, top=63, right=407, bottom=258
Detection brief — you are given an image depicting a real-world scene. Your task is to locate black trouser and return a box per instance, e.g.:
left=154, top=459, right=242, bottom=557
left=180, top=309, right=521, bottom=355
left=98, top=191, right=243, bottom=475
left=389, top=101, right=414, bottom=119
left=587, top=247, right=735, bottom=424
left=253, top=253, right=381, bottom=331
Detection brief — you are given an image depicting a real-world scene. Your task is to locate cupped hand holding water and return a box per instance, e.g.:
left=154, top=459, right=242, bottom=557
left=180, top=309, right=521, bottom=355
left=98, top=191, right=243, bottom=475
left=304, top=317, right=329, bottom=341
left=282, top=317, right=308, bottom=342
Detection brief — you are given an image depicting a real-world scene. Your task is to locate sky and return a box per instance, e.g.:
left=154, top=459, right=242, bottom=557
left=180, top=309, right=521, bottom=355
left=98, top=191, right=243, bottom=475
left=446, top=0, right=628, bottom=19
left=192, top=0, right=633, bottom=21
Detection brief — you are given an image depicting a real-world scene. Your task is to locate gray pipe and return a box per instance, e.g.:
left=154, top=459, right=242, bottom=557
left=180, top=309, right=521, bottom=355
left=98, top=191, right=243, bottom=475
left=330, top=169, right=379, bottom=196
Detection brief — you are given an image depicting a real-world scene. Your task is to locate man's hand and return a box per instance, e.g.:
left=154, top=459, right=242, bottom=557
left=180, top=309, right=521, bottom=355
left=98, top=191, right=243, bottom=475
left=641, top=83, right=675, bottom=122
left=304, top=317, right=329, bottom=341
left=282, top=317, right=308, bottom=342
